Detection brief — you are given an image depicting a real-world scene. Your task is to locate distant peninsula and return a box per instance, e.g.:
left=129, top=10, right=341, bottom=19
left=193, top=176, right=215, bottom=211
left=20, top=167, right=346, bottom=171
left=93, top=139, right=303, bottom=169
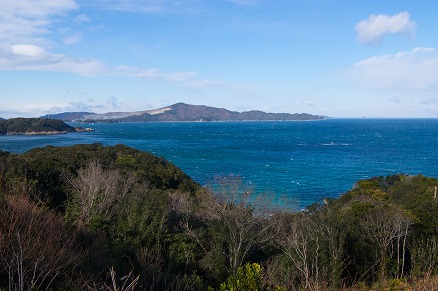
left=0, top=118, right=94, bottom=135
left=40, top=103, right=327, bottom=122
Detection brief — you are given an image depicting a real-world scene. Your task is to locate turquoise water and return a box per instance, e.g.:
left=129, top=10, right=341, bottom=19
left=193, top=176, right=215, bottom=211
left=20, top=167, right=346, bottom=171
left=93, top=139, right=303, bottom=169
left=1, top=119, right=438, bottom=208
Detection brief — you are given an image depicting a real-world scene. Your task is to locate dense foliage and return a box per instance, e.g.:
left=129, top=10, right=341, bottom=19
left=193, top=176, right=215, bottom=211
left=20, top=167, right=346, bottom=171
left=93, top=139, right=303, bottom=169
left=0, top=144, right=437, bottom=290
left=0, top=118, right=76, bottom=134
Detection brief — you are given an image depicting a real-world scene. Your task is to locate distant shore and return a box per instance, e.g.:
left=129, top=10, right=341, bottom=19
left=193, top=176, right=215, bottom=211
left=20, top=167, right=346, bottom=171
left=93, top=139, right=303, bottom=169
left=4, top=127, right=95, bottom=136
left=6, top=131, right=68, bottom=135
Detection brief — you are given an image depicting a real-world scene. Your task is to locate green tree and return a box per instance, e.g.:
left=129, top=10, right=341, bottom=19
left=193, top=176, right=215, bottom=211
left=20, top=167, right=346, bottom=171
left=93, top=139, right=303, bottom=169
left=218, top=263, right=284, bottom=291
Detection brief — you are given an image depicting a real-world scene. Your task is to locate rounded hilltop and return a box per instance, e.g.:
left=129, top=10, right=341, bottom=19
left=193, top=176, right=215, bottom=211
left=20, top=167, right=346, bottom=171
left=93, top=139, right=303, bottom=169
left=0, top=117, right=94, bottom=135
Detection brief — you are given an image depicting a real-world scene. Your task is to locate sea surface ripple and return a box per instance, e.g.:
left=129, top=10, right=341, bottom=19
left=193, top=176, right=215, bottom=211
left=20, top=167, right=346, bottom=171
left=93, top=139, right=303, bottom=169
left=1, top=119, right=438, bottom=208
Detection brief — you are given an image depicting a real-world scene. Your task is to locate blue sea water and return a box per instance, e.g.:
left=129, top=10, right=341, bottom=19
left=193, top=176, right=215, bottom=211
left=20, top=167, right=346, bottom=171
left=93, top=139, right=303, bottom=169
left=1, top=119, right=438, bottom=208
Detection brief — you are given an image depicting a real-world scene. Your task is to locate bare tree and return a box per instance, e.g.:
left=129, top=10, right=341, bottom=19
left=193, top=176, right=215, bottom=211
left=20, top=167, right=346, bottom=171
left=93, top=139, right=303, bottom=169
left=69, top=161, right=135, bottom=226
left=0, top=160, right=6, bottom=192
left=315, top=207, right=346, bottom=286
left=178, top=176, right=280, bottom=275
left=103, top=267, right=139, bottom=291
left=0, top=195, right=83, bottom=291
left=360, top=204, right=413, bottom=281
left=275, top=212, right=320, bottom=290
left=411, top=236, right=438, bottom=276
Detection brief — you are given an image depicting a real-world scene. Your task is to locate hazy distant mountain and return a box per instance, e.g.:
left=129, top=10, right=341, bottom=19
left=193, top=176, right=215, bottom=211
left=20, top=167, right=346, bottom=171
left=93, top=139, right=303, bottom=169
left=40, top=112, right=95, bottom=122
left=120, top=103, right=238, bottom=122
left=41, top=103, right=327, bottom=122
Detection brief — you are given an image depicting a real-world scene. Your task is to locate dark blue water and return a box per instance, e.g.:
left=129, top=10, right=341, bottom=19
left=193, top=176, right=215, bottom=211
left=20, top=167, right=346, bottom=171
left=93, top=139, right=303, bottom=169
left=1, top=119, right=438, bottom=208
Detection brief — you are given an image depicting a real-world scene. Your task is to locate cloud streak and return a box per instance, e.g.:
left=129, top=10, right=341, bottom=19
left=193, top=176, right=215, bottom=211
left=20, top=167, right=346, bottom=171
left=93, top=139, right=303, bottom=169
left=351, top=47, right=438, bottom=92
left=115, top=65, right=197, bottom=82
left=0, top=1, right=222, bottom=88
left=0, top=0, right=78, bottom=45
left=355, top=12, right=416, bottom=45
left=223, top=0, right=259, bottom=5
left=114, top=66, right=222, bottom=88
left=0, top=44, right=106, bottom=75
left=94, top=0, right=204, bottom=13
left=100, top=0, right=163, bottom=13
left=0, top=44, right=221, bottom=88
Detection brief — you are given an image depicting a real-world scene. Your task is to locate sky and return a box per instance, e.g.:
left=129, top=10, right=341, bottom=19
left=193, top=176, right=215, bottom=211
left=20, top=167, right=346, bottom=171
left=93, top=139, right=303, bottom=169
left=1, top=0, right=438, bottom=118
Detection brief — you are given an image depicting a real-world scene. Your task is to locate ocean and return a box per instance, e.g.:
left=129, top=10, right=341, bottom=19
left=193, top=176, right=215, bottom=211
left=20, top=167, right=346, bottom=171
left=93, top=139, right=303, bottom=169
left=1, top=119, right=438, bottom=208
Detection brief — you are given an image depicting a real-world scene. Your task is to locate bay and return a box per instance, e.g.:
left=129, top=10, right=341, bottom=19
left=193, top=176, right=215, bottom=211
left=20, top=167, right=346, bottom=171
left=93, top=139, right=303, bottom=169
left=1, top=119, right=438, bottom=208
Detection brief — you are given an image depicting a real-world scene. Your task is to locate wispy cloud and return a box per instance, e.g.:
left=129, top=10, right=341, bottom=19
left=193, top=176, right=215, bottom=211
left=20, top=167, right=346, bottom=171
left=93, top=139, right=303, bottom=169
left=115, top=65, right=222, bottom=88
left=58, top=98, right=125, bottom=113
left=186, top=79, right=223, bottom=89
left=351, top=47, right=438, bottom=92
left=355, top=12, right=416, bottom=45
left=63, top=33, right=82, bottom=44
left=223, top=0, right=259, bottom=5
left=297, top=100, right=315, bottom=107
left=94, top=0, right=203, bottom=13
left=0, top=101, right=84, bottom=118
left=99, top=0, right=163, bottom=13
left=74, top=14, right=91, bottom=23
left=0, top=44, right=106, bottom=75
left=0, top=97, right=131, bottom=118
left=105, top=96, right=124, bottom=109
left=115, top=65, right=197, bottom=82
left=0, top=1, right=222, bottom=88
left=0, top=0, right=78, bottom=17
left=11, top=44, right=46, bottom=57
left=0, top=0, right=78, bottom=45
left=0, top=45, right=221, bottom=87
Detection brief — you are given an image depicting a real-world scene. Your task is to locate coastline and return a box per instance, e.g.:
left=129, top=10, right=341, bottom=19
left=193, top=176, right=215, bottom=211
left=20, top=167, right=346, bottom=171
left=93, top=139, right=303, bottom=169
left=6, top=131, right=68, bottom=135
left=3, top=127, right=94, bottom=136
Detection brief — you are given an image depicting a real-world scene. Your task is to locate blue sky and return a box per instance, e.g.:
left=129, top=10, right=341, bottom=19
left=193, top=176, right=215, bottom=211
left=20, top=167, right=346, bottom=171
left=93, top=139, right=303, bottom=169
left=1, top=0, right=438, bottom=118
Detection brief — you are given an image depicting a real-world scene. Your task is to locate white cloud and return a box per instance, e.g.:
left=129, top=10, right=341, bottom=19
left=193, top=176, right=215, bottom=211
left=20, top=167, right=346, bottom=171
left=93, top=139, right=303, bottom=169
left=0, top=0, right=86, bottom=75
left=0, top=102, right=73, bottom=118
left=0, top=0, right=77, bottom=17
left=11, top=44, right=46, bottom=57
left=1, top=45, right=222, bottom=87
left=0, top=45, right=106, bottom=76
left=0, top=98, right=130, bottom=118
left=351, top=47, right=438, bottom=92
left=106, top=96, right=123, bottom=109
left=50, top=99, right=124, bottom=113
left=74, top=14, right=91, bottom=23
left=0, top=0, right=78, bottom=45
left=0, top=1, right=222, bottom=90
left=355, top=12, right=415, bottom=45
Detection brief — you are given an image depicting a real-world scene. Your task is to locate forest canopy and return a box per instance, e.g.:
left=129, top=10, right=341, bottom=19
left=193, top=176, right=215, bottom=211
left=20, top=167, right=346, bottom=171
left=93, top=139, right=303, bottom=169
left=0, top=118, right=77, bottom=134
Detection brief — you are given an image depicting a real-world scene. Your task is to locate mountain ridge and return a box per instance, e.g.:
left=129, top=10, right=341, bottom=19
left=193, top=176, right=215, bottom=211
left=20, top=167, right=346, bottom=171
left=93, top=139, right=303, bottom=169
left=40, top=103, right=327, bottom=122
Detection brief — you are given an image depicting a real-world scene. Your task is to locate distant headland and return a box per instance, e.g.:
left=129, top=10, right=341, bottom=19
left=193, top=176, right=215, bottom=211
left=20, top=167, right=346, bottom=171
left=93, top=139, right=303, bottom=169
left=40, top=103, right=327, bottom=122
left=0, top=118, right=94, bottom=135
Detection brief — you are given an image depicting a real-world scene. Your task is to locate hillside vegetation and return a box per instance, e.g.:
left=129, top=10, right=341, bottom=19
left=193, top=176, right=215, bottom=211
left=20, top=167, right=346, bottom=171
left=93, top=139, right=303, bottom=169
left=0, top=144, right=437, bottom=290
left=0, top=118, right=76, bottom=135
